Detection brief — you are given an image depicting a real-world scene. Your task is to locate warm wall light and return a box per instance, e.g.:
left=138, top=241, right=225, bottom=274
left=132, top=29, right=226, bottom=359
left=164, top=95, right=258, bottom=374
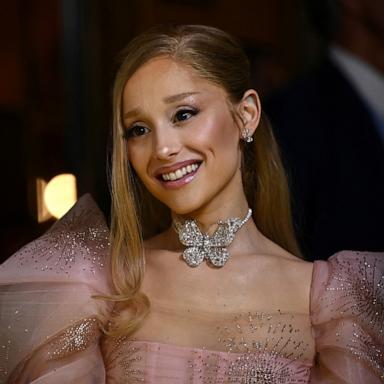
left=36, top=173, right=77, bottom=222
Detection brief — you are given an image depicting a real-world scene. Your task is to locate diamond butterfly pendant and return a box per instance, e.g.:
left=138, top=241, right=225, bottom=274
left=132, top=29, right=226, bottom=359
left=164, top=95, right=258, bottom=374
left=173, top=209, right=252, bottom=267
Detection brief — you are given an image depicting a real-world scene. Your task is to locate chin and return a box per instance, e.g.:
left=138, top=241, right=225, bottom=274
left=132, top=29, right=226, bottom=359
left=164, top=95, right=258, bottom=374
left=158, top=194, right=206, bottom=217
left=164, top=201, right=201, bottom=217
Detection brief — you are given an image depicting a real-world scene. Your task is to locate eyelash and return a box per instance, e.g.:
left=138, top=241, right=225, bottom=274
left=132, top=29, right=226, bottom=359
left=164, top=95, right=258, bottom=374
left=123, top=107, right=199, bottom=140
left=123, top=124, right=150, bottom=140
left=173, top=107, right=199, bottom=123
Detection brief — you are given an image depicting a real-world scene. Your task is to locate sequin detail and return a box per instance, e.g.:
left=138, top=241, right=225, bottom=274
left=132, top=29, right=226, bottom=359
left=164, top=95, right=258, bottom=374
left=4, top=196, right=109, bottom=276
left=319, top=252, right=384, bottom=378
left=218, top=312, right=311, bottom=383
left=101, top=311, right=312, bottom=383
left=48, top=318, right=99, bottom=359
left=324, top=253, right=384, bottom=327
left=103, top=336, right=144, bottom=383
left=0, top=195, right=110, bottom=382
left=226, top=353, right=308, bottom=383
left=347, top=322, right=384, bottom=379
left=0, top=337, right=11, bottom=379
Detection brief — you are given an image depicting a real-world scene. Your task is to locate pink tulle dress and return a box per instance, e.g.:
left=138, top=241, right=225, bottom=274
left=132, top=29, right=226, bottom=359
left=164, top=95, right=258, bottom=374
left=0, top=195, right=383, bottom=383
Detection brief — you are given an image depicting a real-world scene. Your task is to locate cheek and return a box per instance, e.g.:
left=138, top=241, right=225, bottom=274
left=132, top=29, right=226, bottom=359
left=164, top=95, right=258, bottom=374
left=126, top=143, right=147, bottom=178
left=192, top=113, right=239, bottom=151
left=126, top=144, right=136, bottom=168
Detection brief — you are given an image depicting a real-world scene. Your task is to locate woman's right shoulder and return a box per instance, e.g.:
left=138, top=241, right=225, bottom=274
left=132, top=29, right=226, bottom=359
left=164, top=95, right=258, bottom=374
left=0, top=195, right=112, bottom=383
left=0, top=194, right=110, bottom=287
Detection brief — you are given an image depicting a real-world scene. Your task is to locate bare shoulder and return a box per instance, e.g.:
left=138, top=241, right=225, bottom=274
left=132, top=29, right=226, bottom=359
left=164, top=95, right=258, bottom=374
left=279, top=256, right=314, bottom=302
left=277, top=252, right=313, bottom=280
left=267, top=241, right=312, bottom=280
left=243, top=250, right=313, bottom=285
left=273, top=254, right=313, bottom=313
left=238, top=248, right=313, bottom=314
left=256, top=236, right=313, bottom=282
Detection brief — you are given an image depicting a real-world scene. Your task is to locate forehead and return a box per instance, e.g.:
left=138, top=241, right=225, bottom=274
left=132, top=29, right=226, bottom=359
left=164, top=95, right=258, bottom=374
left=122, top=57, right=226, bottom=107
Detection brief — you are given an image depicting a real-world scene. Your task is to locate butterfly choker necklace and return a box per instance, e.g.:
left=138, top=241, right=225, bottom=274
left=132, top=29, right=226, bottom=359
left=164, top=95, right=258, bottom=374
left=173, top=209, right=252, bottom=268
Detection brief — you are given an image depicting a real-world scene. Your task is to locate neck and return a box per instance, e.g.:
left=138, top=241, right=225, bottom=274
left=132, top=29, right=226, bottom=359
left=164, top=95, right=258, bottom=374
left=335, top=16, right=384, bottom=73
left=164, top=193, right=263, bottom=257
left=166, top=171, right=263, bottom=256
left=175, top=191, right=250, bottom=235
left=173, top=201, right=255, bottom=267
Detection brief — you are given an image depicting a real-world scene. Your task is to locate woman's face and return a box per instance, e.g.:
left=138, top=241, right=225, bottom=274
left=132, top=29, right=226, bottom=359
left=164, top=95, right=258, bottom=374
left=122, top=57, right=249, bottom=216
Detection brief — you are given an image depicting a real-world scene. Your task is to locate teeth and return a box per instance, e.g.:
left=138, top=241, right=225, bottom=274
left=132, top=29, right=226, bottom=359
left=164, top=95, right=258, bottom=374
left=161, top=163, right=200, bottom=181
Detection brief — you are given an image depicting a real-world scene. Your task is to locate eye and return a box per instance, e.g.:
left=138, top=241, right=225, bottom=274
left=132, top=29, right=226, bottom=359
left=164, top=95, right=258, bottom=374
left=173, top=108, right=198, bottom=123
left=123, top=124, right=151, bottom=140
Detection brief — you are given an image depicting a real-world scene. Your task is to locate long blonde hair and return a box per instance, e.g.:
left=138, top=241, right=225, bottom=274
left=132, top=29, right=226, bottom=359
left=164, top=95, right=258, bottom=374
left=108, top=25, right=301, bottom=336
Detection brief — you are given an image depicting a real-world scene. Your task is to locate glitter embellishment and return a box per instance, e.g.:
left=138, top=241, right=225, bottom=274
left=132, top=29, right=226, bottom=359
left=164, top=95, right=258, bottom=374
left=319, top=252, right=384, bottom=378
left=5, top=195, right=110, bottom=276
left=102, top=336, right=145, bottom=383
left=173, top=209, right=252, bottom=267
left=324, top=253, right=384, bottom=328
left=48, top=318, right=99, bottom=359
left=101, top=310, right=312, bottom=383
left=218, top=312, right=311, bottom=383
left=227, top=353, right=308, bottom=384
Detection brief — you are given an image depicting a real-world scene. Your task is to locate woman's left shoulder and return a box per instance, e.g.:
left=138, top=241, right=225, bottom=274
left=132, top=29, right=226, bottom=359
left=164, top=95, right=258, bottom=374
left=311, top=250, right=384, bottom=300
left=311, top=250, right=384, bottom=320
left=310, top=251, right=384, bottom=382
left=265, top=250, right=314, bottom=286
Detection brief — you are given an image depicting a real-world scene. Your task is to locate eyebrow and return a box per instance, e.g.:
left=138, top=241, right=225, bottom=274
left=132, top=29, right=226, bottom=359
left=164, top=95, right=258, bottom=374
left=123, top=91, right=200, bottom=120
left=163, top=91, right=200, bottom=104
left=123, top=107, right=140, bottom=120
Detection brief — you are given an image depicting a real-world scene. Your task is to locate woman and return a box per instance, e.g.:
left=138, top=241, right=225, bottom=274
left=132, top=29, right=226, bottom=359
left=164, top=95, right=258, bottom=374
left=0, top=25, right=383, bottom=383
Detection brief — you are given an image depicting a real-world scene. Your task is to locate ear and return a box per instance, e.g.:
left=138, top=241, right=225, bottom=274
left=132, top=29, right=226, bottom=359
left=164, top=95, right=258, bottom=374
left=236, top=89, right=261, bottom=140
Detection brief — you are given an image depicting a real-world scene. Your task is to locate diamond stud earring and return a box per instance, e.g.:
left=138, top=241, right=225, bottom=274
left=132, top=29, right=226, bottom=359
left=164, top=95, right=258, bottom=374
left=242, top=128, right=253, bottom=143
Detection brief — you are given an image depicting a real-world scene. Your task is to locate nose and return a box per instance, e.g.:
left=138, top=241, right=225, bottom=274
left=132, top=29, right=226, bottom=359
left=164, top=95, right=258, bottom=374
left=154, top=126, right=181, bottom=160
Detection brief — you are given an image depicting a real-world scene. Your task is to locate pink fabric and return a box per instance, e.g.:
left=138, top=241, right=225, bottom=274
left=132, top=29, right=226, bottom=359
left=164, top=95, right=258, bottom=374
left=310, top=251, right=384, bottom=383
left=102, top=339, right=312, bottom=383
left=0, top=196, right=383, bottom=383
left=0, top=195, right=111, bottom=383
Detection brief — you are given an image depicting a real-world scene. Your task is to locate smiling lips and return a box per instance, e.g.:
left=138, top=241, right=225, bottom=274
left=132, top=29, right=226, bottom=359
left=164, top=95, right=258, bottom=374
left=161, top=163, right=199, bottom=181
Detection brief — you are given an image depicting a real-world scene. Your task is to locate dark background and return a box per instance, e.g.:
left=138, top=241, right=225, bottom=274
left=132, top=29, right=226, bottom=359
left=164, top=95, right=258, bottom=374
left=0, top=0, right=322, bottom=261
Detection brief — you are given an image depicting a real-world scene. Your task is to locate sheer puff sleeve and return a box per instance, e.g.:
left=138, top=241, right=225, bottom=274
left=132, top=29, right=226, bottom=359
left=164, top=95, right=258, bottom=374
left=310, top=251, right=384, bottom=383
left=0, top=195, right=112, bottom=383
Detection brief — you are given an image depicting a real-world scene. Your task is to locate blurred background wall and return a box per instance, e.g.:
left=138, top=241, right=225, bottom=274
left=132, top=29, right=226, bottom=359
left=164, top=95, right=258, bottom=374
left=0, top=0, right=319, bottom=261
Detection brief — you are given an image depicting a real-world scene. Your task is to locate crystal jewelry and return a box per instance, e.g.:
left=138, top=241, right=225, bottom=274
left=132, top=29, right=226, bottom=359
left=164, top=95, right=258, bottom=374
left=173, top=209, right=252, bottom=267
left=242, top=128, right=253, bottom=143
